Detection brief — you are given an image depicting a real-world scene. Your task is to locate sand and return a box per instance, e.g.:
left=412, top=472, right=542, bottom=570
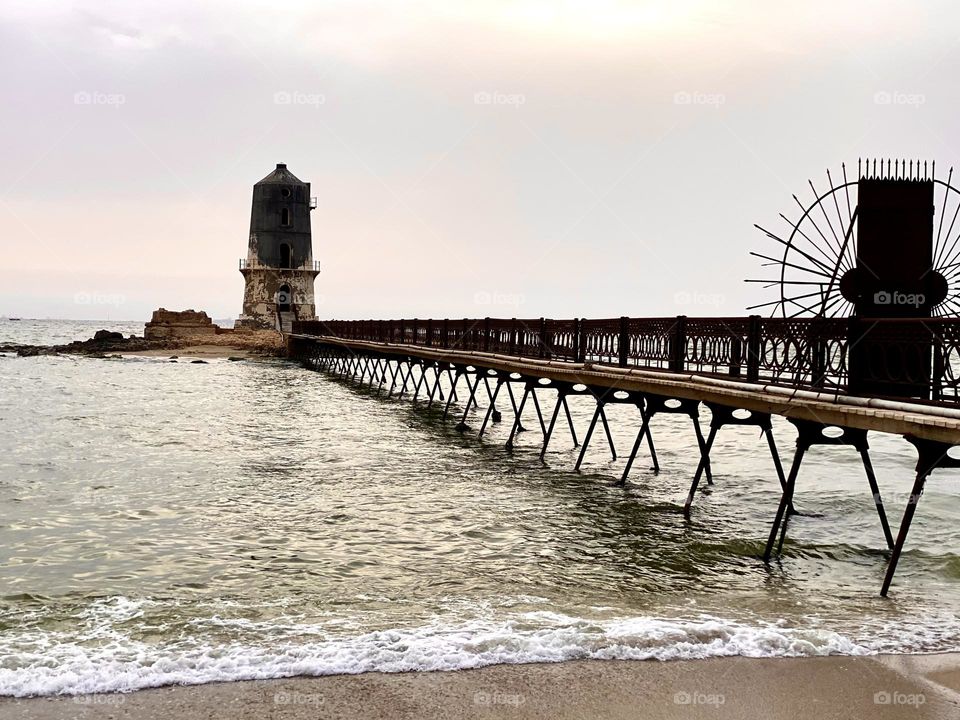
left=2, top=654, right=959, bottom=720
left=127, top=328, right=285, bottom=360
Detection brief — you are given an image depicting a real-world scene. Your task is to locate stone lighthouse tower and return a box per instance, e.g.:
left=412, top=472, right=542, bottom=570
left=235, top=163, right=320, bottom=331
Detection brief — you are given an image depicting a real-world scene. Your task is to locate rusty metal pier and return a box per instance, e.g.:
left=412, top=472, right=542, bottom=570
left=279, top=159, right=960, bottom=595
left=287, top=315, right=960, bottom=596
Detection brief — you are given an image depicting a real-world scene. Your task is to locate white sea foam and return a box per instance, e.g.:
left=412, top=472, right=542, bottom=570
left=0, top=607, right=893, bottom=698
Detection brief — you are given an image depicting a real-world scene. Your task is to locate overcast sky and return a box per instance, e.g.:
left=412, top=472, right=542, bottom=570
left=1, top=0, right=958, bottom=321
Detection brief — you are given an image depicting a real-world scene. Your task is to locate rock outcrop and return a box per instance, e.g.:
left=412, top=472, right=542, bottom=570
left=144, top=309, right=219, bottom=340
left=1, top=333, right=156, bottom=357
left=0, top=309, right=285, bottom=359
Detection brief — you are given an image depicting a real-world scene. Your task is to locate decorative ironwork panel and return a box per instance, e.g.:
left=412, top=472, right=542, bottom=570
left=581, top=318, right=621, bottom=365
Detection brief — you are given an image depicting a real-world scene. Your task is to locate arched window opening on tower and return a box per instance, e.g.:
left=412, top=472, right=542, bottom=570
left=277, top=285, right=291, bottom=312
left=279, top=243, right=291, bottom=269
left=281, top=208, right=291, bottom=226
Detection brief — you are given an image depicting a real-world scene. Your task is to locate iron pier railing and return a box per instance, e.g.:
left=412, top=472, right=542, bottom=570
left=293, top=315, right=960, bottom=407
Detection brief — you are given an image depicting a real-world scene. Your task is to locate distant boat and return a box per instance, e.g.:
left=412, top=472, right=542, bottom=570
left=9, top=318, right=21, bottom=321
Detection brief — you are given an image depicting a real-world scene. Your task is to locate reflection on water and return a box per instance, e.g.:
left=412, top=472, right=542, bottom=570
left=0, top=319, right=959, bottom=696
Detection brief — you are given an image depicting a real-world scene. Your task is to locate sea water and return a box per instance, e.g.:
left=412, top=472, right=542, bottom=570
left=1, top=319, right=959, bottom=697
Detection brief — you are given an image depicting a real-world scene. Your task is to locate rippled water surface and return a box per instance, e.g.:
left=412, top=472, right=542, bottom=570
left=1, top=319, right=959, bottom=696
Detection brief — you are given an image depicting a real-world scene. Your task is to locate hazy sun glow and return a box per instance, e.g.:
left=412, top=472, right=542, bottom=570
left=488, top=0, right=705, bottom=41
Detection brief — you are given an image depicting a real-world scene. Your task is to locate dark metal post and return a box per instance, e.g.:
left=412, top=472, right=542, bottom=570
left=670, top=315, right=686, bottom=372
left=484, top=317, right=491, bottom=352
left=539, top=317, right=547, bottom=358
left=729, top=334, right=743, bottom=377
left=747, top=314, right=761, bottom=383
left=618, top=316, right=629, bottom=367
left=933, top=324, right=945, bottom=402
left=811, top=317, right=826, bottom=388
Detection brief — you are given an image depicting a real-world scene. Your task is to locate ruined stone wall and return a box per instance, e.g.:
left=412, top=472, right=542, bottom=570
left=144, top=309, right=219, bottom=340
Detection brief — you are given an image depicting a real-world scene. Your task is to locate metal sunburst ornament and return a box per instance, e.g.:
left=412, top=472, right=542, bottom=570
left=748, top=159, right=960, bottom=319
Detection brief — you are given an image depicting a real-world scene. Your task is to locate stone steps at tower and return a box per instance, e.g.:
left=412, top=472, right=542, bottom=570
left=277, top=311, right=295, bottom=333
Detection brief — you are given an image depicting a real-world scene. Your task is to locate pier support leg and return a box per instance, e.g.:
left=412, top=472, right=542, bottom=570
left=397, top=360, right=413, bottom=399
left=387, top=360, right=402, bottom=397
left=455, top=373, right=482, bottom=433
left=880, top=471, right=927, bottom=597
left=764, top=419, right=894, bottom=562
left=692, top=416, right=710, bottom=484
left=562, top=395, right=579, bottom=446
left=620, top=395, right=709, bottom=487
left=574, top=401, right=604, bottom=471
left=530, top=388, right=547, bottom=436
left=540, top=391, right=564, bottom=459
left=881, top=436, right=960, bottom=596
left=434, top=366, right=447, bottom=403
left=599, top=405, right=617, bottom=461
left=684, top=425, right=718, bottom=515
left=442, top=368, right=463, bottom=421
left=643, top=413, right=659, bottom=475
left=426, top=365, right=442, bottom=408
left=860, top=448, right=894, bottom=550
left=765, top=425, right=787, bottom=496
left=618, top=404, right=653, bottom=486
left=411, top=361, right=427, bottom=401
left=506, top=382, right=525, bottom=433
left=506, top=385, right=531, bottom=449
left=447, top=368, right=460, bottom=401
left=483, top=377, right=502, bottom=423
left=764, top=443, right=806, bottom=561
left=685, top=405, right=789, bottom=517
left=479, top=379, right=505, bottom=437
left=374, top=359, right=387, bottom=395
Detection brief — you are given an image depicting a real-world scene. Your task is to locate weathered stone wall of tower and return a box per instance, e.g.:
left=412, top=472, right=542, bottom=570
left=240, top=269, right=317, bottom=326
left=235, top=163, right=320, bottom=329
left=248, top=180, right=313, bottom=267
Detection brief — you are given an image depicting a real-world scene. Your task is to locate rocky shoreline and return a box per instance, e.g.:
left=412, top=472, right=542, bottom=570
left=1, top=328, right=285, bottom=359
